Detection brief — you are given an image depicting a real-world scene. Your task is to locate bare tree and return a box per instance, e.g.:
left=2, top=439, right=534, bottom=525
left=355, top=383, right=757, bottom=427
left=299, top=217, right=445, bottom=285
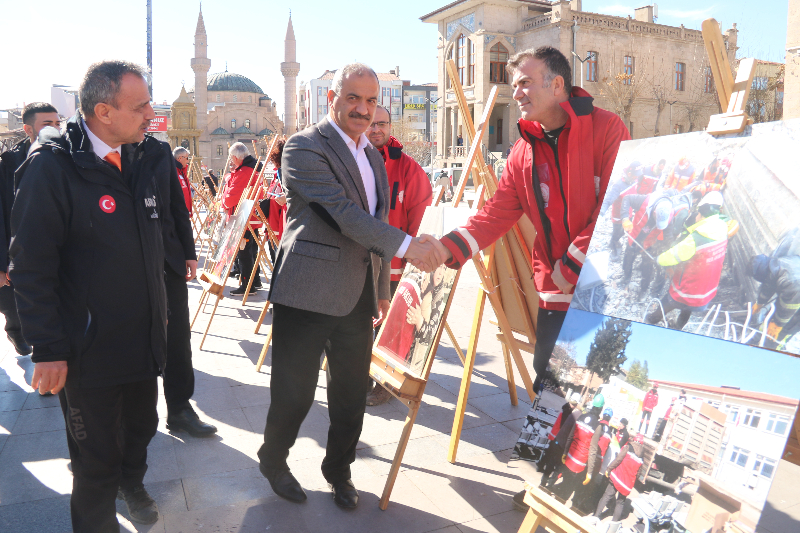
left=598, top=52, right=649, bottom=126
left=391, top=117, right=433, bottom=167
left=745, top=63, right=785, bottom=124
left=550, top=338, right=578, bottom=382
left=681, top=63, right=718, bottom=132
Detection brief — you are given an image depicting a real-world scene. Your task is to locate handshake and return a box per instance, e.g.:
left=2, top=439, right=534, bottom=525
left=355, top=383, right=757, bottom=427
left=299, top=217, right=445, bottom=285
left=404, top=235, right=452, bottom=272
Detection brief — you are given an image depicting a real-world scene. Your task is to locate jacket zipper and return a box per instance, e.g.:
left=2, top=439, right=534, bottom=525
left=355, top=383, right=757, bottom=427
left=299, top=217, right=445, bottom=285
left=547, top=135, right=571, bottom=242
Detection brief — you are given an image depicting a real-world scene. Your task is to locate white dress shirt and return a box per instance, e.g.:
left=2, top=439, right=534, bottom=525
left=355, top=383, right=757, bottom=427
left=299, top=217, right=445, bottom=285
left=82, top=119, right=121, bottom=160
left=328, top=116, right=411, bottom=258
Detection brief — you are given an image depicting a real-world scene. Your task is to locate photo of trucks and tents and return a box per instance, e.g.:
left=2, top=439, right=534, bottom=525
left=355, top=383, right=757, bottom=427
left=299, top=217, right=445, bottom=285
left=571, top=120, right=800, bottom=357
left=509, top=308, right=799, bottom=533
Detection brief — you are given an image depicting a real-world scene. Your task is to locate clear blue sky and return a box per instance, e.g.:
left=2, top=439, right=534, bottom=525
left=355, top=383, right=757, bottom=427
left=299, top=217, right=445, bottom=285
left=557, top=309, right=800, bottom=399
left=0, top=0, right=788, bottom=112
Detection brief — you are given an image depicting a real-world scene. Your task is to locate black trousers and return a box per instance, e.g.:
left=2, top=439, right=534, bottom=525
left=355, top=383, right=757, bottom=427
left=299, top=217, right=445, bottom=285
left=533, top=309, right=567, bottom=391
left=258, top=273, right=374, bottom=483
left=553, top=466, right=584, bottom=502
left=163, top=267, right=194, bottom=412
left=60, top=378, right=158, bottom=533
left=237, top=229, right=260, bottom=286
left=595, top=481, right=626, bottom=522
left=0, top=284, right=22, bottom=338
left=539, top=441, right=564, bottom=486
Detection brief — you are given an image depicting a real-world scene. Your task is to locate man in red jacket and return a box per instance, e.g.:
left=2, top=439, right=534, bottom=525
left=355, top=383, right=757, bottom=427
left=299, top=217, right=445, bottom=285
left=173, top=147, right=193, bottom=214
left=365, top=105, right=433, bottom=405
left=435, top=46, right=629, bottom=391
left=639, top=383, right=659, bottom=434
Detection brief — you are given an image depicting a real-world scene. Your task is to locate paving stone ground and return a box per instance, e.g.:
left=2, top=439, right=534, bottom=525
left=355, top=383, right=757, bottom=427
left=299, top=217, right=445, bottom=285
left=0, top=250, right=797, bottom=532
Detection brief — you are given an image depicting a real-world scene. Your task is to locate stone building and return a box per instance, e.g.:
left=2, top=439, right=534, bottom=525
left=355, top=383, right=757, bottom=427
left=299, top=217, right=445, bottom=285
left=421, top=0, right=738, bottom=169
left=786, top=0, right=799, bottom=120
left=186, top=8, right=285, bottom=174
left=167, top=86, right=202, bottom=156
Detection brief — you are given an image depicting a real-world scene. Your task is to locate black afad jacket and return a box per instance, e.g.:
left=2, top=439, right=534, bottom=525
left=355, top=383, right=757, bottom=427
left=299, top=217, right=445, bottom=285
left=9, top=117, right=168, bottom=388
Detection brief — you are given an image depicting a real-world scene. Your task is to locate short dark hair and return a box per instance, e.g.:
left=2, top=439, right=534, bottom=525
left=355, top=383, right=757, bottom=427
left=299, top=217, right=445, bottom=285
left=22, top=102, right=58, bottom=126
left=80, top=60, right=149, bottom=118
left=507, top=46, right=572, bottom=94
left=375, top=105, right=391, bottom=124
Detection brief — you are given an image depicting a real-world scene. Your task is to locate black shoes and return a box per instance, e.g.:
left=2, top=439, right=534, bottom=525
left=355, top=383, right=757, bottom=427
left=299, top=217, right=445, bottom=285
left=117, top=485, right=160, bottom=524
left=7, top=333, right=31, bottom=355
left=230, top=285, right=253, bottom=295
left=329, top=479, right=359, bottom=509
left=166, top=407, right=217, bottom=438
left=259, top=463, right=307, bottom=503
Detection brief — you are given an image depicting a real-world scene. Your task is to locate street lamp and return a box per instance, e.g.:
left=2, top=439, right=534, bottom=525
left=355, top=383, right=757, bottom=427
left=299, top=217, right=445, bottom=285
left=571, top=51, right=593, bottom=89
left=425, top=96, right=442, bottom=166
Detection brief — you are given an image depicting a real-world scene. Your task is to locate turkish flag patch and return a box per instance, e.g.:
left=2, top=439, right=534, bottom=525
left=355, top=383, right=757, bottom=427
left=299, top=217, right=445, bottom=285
left=99, top=195, right=116, bottom=213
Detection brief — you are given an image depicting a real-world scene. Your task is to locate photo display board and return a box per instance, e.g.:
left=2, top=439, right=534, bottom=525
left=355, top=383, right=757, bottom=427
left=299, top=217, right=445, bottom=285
left=209, top=199, right=254, bottom=280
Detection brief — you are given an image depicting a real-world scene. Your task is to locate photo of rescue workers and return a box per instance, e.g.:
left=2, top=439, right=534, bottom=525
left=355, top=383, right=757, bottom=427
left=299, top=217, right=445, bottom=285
left=374, top=205, right=463, bottom=377
left=508, top=308, right=799, bottom=532
left=571, top=119, right=800, bottom=356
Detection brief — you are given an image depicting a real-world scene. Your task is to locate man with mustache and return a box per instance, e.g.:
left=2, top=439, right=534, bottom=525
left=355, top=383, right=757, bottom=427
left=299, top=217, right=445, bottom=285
left=10, top=61, right=172, bottom=531
left=257, top=63, right=445, bottom=510
left=426, top=47, right=630, bottom=511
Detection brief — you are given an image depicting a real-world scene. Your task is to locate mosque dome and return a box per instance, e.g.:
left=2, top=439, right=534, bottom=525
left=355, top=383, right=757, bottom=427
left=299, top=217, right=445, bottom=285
left=206, top=72, right=264, bottom=94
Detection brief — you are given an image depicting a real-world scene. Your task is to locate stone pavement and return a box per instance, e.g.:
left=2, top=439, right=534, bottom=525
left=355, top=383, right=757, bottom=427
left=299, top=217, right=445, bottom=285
left=0, top=260, right=539, bottom=533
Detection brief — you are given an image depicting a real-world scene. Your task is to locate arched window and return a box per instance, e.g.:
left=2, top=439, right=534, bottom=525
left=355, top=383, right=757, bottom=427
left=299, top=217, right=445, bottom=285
left=233, top=94, right=238, bottom=102
left=216, top=94, right=220, bottom=102
left=490, top=43, right=509, bottom=84
left=468, top=38, right=475, bottom=85
left=231, top=119, right=236, bottom=129
left=457, top=34, right=467, bottom=86
left=245, top=119, right=251, bottom=129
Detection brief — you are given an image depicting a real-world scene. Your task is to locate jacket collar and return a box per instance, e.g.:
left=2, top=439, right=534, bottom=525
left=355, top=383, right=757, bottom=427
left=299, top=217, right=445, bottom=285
left=236, top=154, right=257, bottom=170
left=317, top=116, right=370, bottom=211
left=517, top=87, right=595, bottom=143
left=378, top=136, right=403, bottom=161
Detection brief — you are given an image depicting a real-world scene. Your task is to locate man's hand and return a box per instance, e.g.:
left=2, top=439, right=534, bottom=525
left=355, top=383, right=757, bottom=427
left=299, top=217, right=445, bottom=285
left=31, top=361, right=68, bottom=395
left=561, top=454, right=567, bottom=464
left=404, top=234, right=449, bottom=272
left=373, top=299, right=390, bottom=327
left=0, top=272, right=7, bottom=288
left=622, top=218, right=633, bottom=233
left=406, top=304, right=424, bottom=329
left=274, top=193, right=287, bottom=206
left=186, top=260, right=198, bottom=281
left=551, top=259, right=575, bottom=295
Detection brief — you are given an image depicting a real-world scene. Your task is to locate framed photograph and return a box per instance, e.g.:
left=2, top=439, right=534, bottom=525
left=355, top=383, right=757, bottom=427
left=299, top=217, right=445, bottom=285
left=570, top=120, right=800, bottom=356
left=209, top=199, right=254, bottom=280
left=374, top=205, right=470, bottom=377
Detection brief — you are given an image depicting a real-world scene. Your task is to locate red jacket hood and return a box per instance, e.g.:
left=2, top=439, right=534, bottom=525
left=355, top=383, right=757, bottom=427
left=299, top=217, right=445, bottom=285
left=378, top=136, right=404, bottom=161
left=517, top=87, right=595, bottom=140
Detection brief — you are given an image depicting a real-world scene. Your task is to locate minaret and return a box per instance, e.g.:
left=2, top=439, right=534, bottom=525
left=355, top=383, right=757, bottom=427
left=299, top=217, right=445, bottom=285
left=190, top=7, right=211, bottom=158
left=281, top=15, right=300, bottom=135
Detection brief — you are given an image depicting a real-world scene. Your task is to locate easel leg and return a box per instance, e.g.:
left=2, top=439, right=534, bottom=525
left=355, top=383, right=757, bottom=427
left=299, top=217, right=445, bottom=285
left=191, top=289, right=209, bottom=329
left=199, top=294, right=222, bottom=350
left=254, top=299, right=271, bottom=334
left=516, top=507, right=544, bottom=533
left=242, top=254, right=259, bottom=306
left=501, top=342, right=519, bottom=406
left=444, top=321, right=466, bottom=365
left=379, top=404, right=420, bottom=510
left=255, top=326, right=272, bottom=372
left=447, top=289, right=487, bottom=463
left=321, top=356, right=328, bottom=372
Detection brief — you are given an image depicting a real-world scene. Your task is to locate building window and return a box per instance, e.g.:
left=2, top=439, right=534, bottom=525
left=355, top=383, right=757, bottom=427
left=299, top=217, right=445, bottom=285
left=725, top=405, right=739, bottom=423
left=586, top=52, right=598, bottom=83
left=468, top=38, right=475, bottom=85
left=752, top=77, right=769, bottom=90
left=729, top=446, right=750, bottom=468
left=457, top=34, right=467, bottom=86
left=317, top=104, right=327, bottom=117
left=216, top=94, right=221, bottom=102
left=490, top=43, right=509, bottom=84
left=743, top=408, right=762, bottom=428
left=233, top=94, right=238, bottom=102
left=217, top=145, right=223, bottom=156
left=261, top=148, right=266, bottom=156
left=753, top=456, right=777, bottom=479
left=392, top=88, right=401, bottom=99
left=245, top=119, right=251, bottom=129
left=623, top=56, right=634, bottom=84
left=766, top=414, right=790, bottom=435
left=249, top=96, right=252, bottom=103
left=674, top=124, right=683, bottom=134
left=675, top=62, right=686, bottom=91
left=497, top=119, right=503, bottom=145
left=231, top=119, right=236, bottom=129
left=704, top=67, right=714, bottom=93
left=317, top=86, right=326, bottom=98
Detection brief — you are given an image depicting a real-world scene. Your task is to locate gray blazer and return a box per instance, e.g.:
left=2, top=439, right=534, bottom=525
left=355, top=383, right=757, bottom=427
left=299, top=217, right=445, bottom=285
left=268, top=116, right=407, bottom=316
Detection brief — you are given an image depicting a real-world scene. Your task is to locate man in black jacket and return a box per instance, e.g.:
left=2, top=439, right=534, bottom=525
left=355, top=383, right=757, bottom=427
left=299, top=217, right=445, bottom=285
left=10, top=61, right=169, bottom=532
left=0, top=102, right=60, bottom=355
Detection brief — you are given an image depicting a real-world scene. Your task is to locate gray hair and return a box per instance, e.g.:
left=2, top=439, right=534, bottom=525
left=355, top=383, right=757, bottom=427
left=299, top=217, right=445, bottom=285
left=80, top=60, right=150, bottom=118
left=331, top=63, right=379, bottom=95
left=172, top=146, right=190, bottom=158
left=228, top=142, right=250, bottom=160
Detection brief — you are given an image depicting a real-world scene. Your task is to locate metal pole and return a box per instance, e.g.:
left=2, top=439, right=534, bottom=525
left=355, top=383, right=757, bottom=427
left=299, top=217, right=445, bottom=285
left=147, top=0, right=153, bottom=97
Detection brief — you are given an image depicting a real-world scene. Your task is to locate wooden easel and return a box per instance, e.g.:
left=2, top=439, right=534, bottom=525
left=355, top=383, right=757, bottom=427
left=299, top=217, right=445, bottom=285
left=443, top=59, right=539, bottom=465
left=516, top=483, right=599, bottom=533
left=702, top=18, right=757, bottom=135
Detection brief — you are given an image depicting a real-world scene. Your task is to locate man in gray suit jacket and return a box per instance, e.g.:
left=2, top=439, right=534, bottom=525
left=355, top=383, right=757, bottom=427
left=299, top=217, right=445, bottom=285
left=257, top=64, right=444, bottom=509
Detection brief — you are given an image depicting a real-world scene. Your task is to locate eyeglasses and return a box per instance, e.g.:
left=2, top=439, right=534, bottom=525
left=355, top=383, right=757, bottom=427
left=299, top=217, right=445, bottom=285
left=370, top=121, right=390, bottom=129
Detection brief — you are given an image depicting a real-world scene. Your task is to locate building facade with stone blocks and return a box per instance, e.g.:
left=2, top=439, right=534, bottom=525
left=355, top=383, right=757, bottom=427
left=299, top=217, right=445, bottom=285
left=401, top=84, right=439, bottom=142
left=421, top=0, right=738, bottom=169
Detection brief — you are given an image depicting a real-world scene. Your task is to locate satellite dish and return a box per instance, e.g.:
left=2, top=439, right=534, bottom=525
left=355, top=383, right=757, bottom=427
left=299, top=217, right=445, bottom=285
left=652, top=3, right=658, bottom=18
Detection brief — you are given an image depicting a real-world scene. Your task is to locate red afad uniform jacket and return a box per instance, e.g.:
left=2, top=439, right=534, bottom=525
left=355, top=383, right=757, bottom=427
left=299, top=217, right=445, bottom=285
left=377, top=137, right=433, bottom=281
left=222, top=155, right=262, bottom=228
left=176, top=161, right=192, bottom=215
left=440, top=88, right=630, bottom=310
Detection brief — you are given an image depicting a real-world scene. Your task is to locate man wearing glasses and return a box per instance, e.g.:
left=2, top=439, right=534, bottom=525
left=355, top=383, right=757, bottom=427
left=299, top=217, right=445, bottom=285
left=365, top=105, right=432, bottom=406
